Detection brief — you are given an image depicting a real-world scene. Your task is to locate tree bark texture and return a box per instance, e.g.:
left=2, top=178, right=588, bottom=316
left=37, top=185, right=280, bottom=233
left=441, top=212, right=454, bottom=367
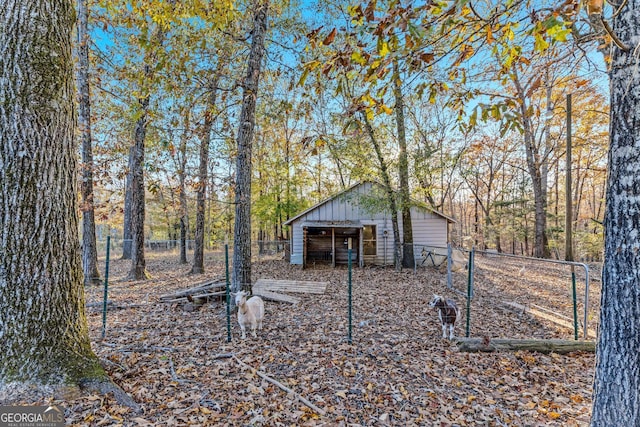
left=121, top=146, right=133, bottom=259
left=362, top=114, right=402, bottom=271
left=522, top=107, right=549, bottom=258
left=128, top=92, right=150, bottom=280
left=512, top=70, right=550, bottom=259
left=393, top=60, right=414, bottom=269
left=0, top=0, right=105, bottom=384
left=232, top=0, right=268, bottom=292
left=178, top=121, right=189, bottom=264
left=77, top=0, right=101, bottom=285
left=591, top=4, right=640, bottom=425
left=127, top=4, right=174, bottom=279
left=192, top=72, right=221, bottom=274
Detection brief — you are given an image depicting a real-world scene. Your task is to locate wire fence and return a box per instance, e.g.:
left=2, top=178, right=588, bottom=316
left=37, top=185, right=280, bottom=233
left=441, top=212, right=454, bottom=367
left=95, top=237, right=599, bottom=341
left=411, top=244, right=599, bottom=341
left=96, top=238, right=289, bottom=262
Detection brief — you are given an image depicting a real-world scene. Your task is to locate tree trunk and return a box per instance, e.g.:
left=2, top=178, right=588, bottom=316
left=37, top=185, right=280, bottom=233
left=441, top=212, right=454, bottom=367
left=513, top=69, right=550, bottom=258
left=523, top=115, right=549, bottom=258
left=127, top=2, right=174, bottom=279
left=128, top=92, right=150, bottom=280
left=591, top=4, right=640, bottom=424
left=362, top=114, right=402, bottom=271
left=178, top=123, right=188, bottom=264
left=192, top=73, right=220, bottom=274
left=77, top=0, right=101, bottom=285
left=0, top=0, right=104, bottom=387
left=122, top=146, right=133, bottom=259
left=232, top=0, right=269, bottom=293
left=393, top=60, right=414, bottom=269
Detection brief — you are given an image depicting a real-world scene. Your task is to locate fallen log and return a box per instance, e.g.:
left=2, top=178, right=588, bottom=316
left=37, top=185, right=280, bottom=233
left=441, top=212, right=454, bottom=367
left=455, top=338, right=595, bottom=354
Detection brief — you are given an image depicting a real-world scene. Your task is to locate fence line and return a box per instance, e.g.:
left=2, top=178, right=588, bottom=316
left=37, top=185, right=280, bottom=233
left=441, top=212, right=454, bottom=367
left=410, top=243, right=596, bottom=341
left=96, top=238, right=289, bottom=261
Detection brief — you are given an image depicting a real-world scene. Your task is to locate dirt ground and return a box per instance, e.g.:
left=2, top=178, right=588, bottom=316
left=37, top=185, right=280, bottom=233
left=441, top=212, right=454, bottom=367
left=11, top=252, right=596, bottom=426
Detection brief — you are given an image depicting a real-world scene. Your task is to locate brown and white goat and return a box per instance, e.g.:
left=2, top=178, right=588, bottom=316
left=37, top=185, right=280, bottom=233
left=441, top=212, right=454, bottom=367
left=429, top=295, right=459, bottom=339
left=233, top=290, right=265, bottom=339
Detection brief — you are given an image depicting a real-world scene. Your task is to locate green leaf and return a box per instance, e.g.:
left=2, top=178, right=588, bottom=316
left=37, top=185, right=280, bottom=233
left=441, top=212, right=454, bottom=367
left=298, top=67, right=310, bottom=86
left=378, top=40, right=390, bottom=57
left=534, top=33, right=549, bottom=51
left=351, top=50, right=367, bottom=66
left=469, top=107, right=478, bottom=127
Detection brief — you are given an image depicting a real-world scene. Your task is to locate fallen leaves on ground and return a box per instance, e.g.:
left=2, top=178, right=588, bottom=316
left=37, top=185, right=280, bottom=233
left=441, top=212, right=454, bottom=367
left=11, top=252, right=594, bottom=426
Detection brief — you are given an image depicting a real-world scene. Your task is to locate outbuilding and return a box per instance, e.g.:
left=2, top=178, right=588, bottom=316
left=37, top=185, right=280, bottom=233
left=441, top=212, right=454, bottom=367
left=283, top=182, right=455, bottom=267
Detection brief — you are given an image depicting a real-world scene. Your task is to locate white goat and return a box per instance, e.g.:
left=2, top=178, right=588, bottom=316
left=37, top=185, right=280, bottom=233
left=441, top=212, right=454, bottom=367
left=429, top=294, right=460, bottom=340
left=233, top=290, right=265, bottom=339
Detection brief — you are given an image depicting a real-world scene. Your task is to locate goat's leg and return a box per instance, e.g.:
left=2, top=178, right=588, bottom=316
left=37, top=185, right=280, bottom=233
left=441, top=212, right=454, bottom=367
left=449, top=324, right=455, bottom=340
left=251, top=325, right=257, bottom=338
left=441, top=324, right=447, bottom=339
left=240, top=324, right=247, bottom=339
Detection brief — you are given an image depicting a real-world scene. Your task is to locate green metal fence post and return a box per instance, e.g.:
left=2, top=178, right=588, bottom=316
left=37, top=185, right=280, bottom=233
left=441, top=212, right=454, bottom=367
left=348, top=238, right=353, bottom=344
left=225, top=243, right=232, bottom=342
left=447, top=244, right=452, bottom=289
left=101, top=235, right=111, bottom=340
left=571, top=266, right=578, bottom=340
left=465, top=247, right=474, bottom=338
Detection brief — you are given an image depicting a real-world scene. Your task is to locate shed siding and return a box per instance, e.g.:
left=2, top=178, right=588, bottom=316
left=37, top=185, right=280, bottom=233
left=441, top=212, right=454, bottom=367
left=287, top=183, right=450, bottom=265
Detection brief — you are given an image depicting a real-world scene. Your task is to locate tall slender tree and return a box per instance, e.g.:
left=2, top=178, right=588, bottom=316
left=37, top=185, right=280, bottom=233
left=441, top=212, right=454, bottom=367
left=392, top=59, right=414, bottom=268
left=128, top=1, right=176, bottom=280
left=192, top=68, right=222, bottom=274
left=77, top=0, right=101, bottom=285
left=361, top=113, right=402, bottom=270
left=232, top=0, right=269, bottom=293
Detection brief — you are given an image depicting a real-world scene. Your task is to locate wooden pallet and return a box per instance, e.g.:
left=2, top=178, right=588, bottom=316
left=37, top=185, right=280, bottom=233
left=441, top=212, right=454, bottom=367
left=254, top=279, right=328, bottom=295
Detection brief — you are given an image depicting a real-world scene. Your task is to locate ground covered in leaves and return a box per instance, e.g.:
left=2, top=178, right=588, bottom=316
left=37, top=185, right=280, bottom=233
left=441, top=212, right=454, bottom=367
left=12, top=252, right=596, bottom=425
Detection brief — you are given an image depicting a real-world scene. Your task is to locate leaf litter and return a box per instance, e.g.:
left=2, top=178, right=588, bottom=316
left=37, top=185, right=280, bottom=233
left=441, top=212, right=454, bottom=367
left=9, top=253, right=594, bottom=426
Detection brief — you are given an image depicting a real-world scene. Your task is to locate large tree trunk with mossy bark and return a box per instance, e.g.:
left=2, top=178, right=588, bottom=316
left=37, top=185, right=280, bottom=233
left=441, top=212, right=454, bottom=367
left=0, top=1, right=136, bottom=408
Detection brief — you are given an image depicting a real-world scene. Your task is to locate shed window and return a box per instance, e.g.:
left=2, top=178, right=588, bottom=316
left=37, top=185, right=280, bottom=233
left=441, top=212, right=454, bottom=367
left=363, top=225, right=376, bottom=255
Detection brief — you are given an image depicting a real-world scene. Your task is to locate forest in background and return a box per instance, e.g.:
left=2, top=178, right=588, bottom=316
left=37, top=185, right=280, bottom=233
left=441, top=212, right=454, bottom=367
left=84, top=0, right=608, bottom=261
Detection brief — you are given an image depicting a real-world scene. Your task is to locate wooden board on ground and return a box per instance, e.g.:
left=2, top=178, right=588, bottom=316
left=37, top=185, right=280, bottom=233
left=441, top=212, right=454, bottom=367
left=159, top=278, right=226, bottom=301
left=253, top=289, right=301, bottom=304
left=254, top=279, right=328, bottom=294
left=502, top=300, right=597, bottom=339
left=456, top=337, right=595, bottom=354
left=163, top=290, right=226, bottom=303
